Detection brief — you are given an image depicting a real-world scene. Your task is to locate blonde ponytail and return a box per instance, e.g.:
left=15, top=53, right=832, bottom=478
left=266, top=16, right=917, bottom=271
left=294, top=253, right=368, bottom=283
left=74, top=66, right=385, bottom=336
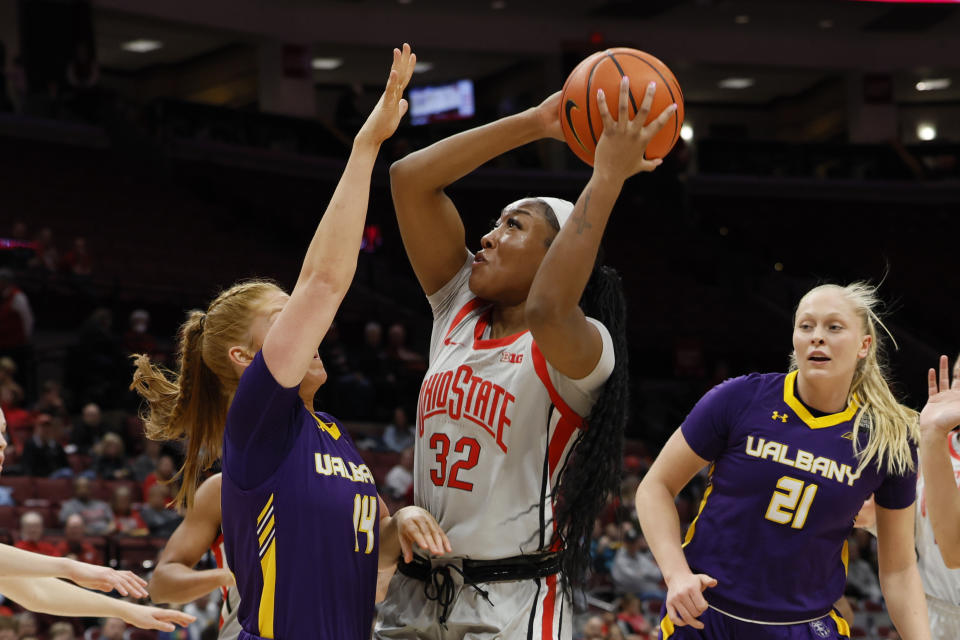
left=130, top=279, right=284, bottom=509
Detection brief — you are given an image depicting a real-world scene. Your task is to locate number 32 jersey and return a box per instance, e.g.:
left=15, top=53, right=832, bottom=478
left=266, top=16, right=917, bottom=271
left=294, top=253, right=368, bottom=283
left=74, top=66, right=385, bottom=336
left=415, top=256, right=614, bottom=560
left=680, top=372, right=917, bottom=624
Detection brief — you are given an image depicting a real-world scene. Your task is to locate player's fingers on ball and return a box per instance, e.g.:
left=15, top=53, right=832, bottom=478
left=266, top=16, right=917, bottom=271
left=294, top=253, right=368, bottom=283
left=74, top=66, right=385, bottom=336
left=618, top=76, right=630, bottom=124
left=637, top=81, right=656, bottom=122
left=646, top=103, right=677, bottom=137
left=597, top=89, right=614, bottom=129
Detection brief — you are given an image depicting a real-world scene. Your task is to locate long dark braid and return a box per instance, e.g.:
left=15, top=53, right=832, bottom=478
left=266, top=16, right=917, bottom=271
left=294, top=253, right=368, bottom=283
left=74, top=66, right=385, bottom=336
left=551, top=263, right=628, bottom=591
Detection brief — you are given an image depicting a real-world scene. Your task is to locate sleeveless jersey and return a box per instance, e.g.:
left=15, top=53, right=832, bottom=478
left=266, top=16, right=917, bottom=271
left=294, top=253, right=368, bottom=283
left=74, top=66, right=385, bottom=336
left=916, top=430, right=960, bottom=605
left=222, top=352, right=379, bottom=640
left=211, top=529, right=242, bottom=640
left=680, top=372, right=916, bottom=624
left=415, top=257, right=614, bottom=560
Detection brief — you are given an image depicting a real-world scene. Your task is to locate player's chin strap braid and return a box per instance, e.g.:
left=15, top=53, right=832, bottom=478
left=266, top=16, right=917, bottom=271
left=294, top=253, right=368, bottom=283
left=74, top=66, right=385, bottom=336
left=424, top=565, right=492, bottom=627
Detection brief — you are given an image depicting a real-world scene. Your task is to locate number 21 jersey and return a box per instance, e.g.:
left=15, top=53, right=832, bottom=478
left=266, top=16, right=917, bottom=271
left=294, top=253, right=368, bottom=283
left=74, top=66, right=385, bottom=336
left=680, top=372, right=916, bottom=623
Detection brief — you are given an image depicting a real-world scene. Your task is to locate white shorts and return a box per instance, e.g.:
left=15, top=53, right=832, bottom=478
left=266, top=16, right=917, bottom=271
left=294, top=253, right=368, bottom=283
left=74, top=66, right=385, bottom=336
left=927, top=593, right=960, bottom=640
left=374, top=559, right=570, bottom=640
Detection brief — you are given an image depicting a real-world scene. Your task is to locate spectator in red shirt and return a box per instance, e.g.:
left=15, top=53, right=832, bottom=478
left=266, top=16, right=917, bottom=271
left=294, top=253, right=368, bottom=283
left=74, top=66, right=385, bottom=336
left=141, top=454, right=175, bottom=499
left=55, top=513, right=101, bottom=565
left=14, top=511, right=59, bottom=557
left=111, top=485, right=147, bottom=537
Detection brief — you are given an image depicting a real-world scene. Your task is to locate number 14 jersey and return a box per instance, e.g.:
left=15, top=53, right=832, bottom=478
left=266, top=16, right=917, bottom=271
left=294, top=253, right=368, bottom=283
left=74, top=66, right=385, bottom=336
left=680, top=372, right=917, bottom=624
left=415, top=257, right=615, bottom=560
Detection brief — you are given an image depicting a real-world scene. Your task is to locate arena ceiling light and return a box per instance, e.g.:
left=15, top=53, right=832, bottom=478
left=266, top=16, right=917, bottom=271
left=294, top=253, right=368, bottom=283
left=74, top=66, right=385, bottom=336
left=917, top=123, right=937, bottom=141
left=915, top=78, right=951, bottom=91
left=680, top=123, right=694, bottom=141
left=718, top=77, right=754, bottom=89
left=122, top=39, right=163, bottom=53
left=311, top=58, right=343, bottom=70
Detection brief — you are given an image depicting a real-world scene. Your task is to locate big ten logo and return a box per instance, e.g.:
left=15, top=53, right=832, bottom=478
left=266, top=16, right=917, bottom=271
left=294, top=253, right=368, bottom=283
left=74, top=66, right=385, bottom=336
left=499, top=352, right=523, bottom=364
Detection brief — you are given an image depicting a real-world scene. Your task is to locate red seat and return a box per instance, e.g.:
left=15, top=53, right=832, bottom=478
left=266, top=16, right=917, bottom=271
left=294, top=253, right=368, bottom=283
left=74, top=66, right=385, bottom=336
left=34, top=477, right=74, bottom=505
left=116, top=536, right=161, bottom=572
left=0, top=477, right=35, bottom=503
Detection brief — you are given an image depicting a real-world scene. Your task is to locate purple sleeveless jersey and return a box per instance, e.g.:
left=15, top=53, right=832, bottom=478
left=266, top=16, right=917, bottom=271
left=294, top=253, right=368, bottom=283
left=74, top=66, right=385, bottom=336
left=222, top=353, right=379, bottom=639
left=679, top=372, right=916, bottom=624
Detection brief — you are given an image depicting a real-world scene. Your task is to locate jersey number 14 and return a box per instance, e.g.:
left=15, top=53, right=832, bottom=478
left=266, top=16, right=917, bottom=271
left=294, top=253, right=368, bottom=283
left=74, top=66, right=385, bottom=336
left=764, top=476, right=819, bottom=529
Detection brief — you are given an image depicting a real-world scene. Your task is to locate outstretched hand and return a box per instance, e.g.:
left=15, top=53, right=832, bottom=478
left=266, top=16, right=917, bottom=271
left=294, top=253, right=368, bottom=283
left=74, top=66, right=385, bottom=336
left=593, top=77, right=677, bottom=183
left=356, top=43, right=417, bottom=147
left=394, top=506, right=451, bottom=563
left=120, top=603, right=196, bottom=632
left=920, top=355, right=960, bottom=439
left=65, top=561, right=148, bottom=599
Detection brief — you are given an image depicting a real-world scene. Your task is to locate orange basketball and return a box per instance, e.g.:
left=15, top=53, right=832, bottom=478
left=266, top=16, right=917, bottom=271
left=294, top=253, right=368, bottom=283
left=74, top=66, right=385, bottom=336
left=559, top=48, right=685, bottom=167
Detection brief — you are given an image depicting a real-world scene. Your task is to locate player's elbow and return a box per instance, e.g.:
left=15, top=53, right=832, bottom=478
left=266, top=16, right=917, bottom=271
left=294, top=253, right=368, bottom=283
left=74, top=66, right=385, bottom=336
left=146, top=569, right=180, bottom=605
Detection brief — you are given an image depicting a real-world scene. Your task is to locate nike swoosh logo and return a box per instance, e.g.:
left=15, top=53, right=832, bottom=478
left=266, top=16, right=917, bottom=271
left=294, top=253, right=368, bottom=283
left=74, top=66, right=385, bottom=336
left=443, top=338, right=462, bottom=347
left=564, top=99, right=588, bottom=152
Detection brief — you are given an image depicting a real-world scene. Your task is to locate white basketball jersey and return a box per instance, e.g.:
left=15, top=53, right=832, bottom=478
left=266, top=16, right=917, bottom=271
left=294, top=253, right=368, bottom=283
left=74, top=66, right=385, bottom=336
left=916, top=430, right=960, bottom=605
left=212, top=530, right=242, bottom=640
left=415, top=257, right=614, bottom=560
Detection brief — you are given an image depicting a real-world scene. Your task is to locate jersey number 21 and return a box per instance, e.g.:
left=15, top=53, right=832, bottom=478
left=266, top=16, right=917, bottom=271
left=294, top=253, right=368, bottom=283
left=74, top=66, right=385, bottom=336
left=765, top=476, right=818, bottom=529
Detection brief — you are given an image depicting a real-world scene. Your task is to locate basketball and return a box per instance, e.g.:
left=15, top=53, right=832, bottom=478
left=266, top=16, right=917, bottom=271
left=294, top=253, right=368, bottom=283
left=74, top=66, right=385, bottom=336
left=559, top=48, right=685, bottom=167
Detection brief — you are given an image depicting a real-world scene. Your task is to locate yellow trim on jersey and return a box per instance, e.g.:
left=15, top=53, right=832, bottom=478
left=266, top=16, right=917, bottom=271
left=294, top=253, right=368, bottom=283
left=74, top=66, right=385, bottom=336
left=258, top=537, right=277, bottom=639
left=783, top=371, right=859, bottom=429
left=258, top=516, right=275, bottom=547
left=659, top=614, right=675, bottom=638
left=257, top=494, right=274, bottom=524
left=830, top=610, right=851, bottom=637
left=841, top=539, right=849, bottom=575
left=311, top=413, right=341, bottom=440
left=682, top=465, right=715, bottom=547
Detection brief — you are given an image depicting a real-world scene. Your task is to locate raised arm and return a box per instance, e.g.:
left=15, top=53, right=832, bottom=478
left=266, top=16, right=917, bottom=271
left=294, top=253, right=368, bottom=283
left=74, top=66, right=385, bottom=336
left=149, top=474, right=232, bottom=604
left=635, top=428, right=716, bottom=630
left=918, top=355, right=960, bottom=567
left=0, top=576, right=194, bottom=632
left=875, top=503, right=931, bottom=640
left=389, top=93, right=562, bottom=295
left=263, top=44, right=416, bottom=387
left=526, top=78, right=676, bottom=378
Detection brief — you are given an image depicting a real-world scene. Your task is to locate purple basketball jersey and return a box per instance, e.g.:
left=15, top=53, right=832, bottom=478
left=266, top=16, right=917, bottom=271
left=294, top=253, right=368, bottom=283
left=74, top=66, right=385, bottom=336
left=222, top=353, right=379, bottom=639
left=679, top=372, right=916, bottom=623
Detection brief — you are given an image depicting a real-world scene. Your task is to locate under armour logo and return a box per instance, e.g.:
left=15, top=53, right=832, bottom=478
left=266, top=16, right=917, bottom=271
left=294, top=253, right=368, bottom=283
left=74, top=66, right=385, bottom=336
left=771, top=411, right=789, bottom=423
